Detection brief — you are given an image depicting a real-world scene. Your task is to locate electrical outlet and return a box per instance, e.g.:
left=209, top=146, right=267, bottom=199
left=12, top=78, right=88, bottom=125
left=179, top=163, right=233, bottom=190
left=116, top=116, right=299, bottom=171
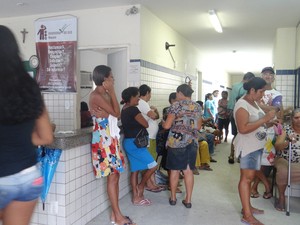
left=49, top=201, right=58, bottom=215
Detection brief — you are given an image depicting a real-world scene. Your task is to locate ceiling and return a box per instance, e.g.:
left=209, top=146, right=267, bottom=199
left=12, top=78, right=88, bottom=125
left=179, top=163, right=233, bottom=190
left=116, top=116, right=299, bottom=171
left=1, top=0, right=300, bottom=75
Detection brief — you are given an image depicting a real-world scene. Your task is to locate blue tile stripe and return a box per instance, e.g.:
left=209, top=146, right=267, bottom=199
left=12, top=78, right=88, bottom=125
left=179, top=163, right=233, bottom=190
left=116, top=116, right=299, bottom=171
left=276, top=69, right=296, bottom=75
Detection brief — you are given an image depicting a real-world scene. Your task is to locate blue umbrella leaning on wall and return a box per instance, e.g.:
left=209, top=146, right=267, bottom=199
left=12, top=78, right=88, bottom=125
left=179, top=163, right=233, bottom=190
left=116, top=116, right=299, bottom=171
left=37, top=146, right=62, bottom=210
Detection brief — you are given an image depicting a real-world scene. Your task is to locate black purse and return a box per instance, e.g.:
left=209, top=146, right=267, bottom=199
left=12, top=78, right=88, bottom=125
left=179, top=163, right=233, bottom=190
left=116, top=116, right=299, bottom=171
left=134, top=129, right=149, bottom=148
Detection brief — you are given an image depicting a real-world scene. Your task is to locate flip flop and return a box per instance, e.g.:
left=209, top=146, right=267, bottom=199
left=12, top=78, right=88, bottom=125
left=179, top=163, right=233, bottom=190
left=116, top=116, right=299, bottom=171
left=241, top=208, right=264, bottom=215
left=145, top=186, right=164, bottom=192
left=115, top=222, right=135, bottom=225
left=241, top=215, right=264, bottom=225
left=198, top=165, right=213, bottom=171
left=263, top=192, right=272, bottom=199
left=250, top=191, right=260, bottom=198
left=111, top=216, right=133, bottom=225
left=133, top=198, right=152, bottom=206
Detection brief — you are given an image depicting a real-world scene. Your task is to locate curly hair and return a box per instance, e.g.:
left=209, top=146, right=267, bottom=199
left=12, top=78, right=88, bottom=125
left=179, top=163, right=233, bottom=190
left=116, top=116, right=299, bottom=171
left=0, top=25, right=44, bottom=125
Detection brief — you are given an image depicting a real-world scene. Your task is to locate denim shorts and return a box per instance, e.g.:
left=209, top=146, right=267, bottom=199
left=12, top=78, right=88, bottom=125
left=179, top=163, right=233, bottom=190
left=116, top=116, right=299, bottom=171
left=240, top=149, right=263, bottom=170
left=166, top=141, right=198, bottom=170
left=0, top=164, right=43, bottom=209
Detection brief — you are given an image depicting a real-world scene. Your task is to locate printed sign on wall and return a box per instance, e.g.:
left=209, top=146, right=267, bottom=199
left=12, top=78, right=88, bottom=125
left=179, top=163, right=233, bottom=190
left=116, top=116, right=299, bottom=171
left=35, top=16, right=77, bottom=92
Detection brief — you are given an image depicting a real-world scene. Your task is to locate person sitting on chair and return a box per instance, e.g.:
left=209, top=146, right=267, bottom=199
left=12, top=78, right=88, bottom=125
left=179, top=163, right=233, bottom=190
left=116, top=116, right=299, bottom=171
left=197, top=101, right=217, bottom=163
left=80, top=101, right=93, bottom=128
left=274, top=108, right=300, bottom=212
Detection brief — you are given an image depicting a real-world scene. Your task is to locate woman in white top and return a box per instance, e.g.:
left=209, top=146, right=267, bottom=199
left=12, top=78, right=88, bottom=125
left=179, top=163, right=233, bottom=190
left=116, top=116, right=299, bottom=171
left=233, top=77, right=276, bottom=225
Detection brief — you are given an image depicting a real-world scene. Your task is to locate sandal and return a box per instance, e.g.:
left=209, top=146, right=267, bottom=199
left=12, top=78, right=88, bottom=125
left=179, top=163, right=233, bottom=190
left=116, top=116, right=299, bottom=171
left=133, top=198, right=152, bottom=206
left=250, top=191, right=260, bottom=198
left=113, top=216, right=135, bottom=225
left=228, top=156, right=235, bottom=164
left=145, top=186, right=164, bottom=193
left=241, top=215, right=264, bottom=225
left=199, top=165, right=213, bottom=171
left=169, top=198, right=177, bottom=206
left=262, top=192, right=272, bottom=199
left=182, top=200, right=192, bottom=208
left=241, top=208, right=264, bottom=215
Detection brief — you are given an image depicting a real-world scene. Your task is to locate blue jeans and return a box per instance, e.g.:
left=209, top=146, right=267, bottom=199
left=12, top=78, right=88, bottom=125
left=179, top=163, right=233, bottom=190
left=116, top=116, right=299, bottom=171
left=240, top=149, right=263, bottom=170
left=0, top=164, right=43, bottom=209
left=205, top=133, right=215, bottom=155
left=199, top=132, right=215, bottom=155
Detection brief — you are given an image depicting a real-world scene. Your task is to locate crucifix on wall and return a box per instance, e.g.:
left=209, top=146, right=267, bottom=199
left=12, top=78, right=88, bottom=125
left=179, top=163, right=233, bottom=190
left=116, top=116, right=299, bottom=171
left=20, top=28, right=28, bottom=43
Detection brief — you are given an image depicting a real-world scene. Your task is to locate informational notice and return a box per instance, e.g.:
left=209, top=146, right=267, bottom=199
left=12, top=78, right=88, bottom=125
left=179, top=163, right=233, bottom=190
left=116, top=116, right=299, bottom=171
left=35, top=16, right=77, bottom=92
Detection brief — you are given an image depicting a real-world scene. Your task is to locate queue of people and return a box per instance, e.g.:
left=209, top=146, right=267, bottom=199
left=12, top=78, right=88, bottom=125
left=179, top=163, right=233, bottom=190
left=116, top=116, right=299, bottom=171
left=1, top=26, right=298, bottom=225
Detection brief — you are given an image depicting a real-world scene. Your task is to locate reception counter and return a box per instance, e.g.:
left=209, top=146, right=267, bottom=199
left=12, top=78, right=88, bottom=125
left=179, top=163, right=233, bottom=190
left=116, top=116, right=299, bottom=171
left=30, top=128, right=131, bottom=225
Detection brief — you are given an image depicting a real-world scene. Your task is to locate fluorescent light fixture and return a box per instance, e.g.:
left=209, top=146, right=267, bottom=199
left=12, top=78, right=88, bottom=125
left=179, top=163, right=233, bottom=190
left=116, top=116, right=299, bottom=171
left=208, top=9, right=223, bottom=33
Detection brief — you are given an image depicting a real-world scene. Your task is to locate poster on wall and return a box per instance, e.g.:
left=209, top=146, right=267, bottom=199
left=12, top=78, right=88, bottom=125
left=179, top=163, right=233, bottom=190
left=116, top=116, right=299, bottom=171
left=35, top=15, right=77, bottom=92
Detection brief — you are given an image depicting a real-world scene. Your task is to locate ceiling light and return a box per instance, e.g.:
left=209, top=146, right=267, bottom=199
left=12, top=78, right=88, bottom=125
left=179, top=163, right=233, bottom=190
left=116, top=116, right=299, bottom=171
left=208, top=9, right=223, bottom=33
left=16, top=2, right=25, bottom=6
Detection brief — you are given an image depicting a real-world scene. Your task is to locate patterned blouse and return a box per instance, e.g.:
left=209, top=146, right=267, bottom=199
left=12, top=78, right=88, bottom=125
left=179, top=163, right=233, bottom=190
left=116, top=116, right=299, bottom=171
left=278, top=124, right=300, bottom=163
left=217, top=98, right=229, bottom=119
left=166, top=100, right=202, bottom=148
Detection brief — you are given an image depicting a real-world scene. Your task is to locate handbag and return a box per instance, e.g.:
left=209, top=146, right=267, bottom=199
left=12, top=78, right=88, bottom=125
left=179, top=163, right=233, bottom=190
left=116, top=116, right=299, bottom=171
left=134, top=129, right=149, bottom=148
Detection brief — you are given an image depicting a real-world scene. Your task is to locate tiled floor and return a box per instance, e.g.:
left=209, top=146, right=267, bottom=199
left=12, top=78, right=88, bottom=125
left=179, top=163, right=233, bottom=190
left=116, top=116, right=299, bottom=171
left=87, top=137, right=300, bottom=225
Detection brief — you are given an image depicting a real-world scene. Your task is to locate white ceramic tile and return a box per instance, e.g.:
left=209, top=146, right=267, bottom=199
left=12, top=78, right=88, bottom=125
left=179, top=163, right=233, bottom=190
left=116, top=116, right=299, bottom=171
left=56, top=183, right=66, bottom=195
left=57, top=205, right=66, bottom=217
left=47, top=215, right=57, bottom=225
left=69, top=169, right=76, bottom=182
left=56, top=172, right=66, bottom=184
left=56, top=217, right=66, bottom=225
left=70, top=158, right=76, bottom=170
left=76, top=177, right=82, bottom=189
left=38, top=213, right=48, bottom=225
left=57, top=194, right=66, bottom=206
left=69, top=180, right=76, bottom=192
left=56, top=161, right=65, bottom=172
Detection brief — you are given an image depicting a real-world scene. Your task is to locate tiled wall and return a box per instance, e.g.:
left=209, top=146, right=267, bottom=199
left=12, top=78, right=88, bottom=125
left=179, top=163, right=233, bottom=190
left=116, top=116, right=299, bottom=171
left=275, top=70, right=296, bottom=109
left=140, top=60, right=197, bottom=116
left=43, top=93, right=77, bottom=131
left=30, top=143, right=131, bottom=225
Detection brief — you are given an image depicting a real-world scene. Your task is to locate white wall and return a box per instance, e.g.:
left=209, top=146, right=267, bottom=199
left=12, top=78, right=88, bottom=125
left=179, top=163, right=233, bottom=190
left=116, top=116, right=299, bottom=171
left=0, top=5, right=140, bottom=61
left=0, top=4, right=231, bottom=126
left=296, top=25, right=300, bottom=68
left=140, top=6, right=201, bottom=76
left=108, top=49, right=128, bottom=103
left=274, top=27, right=296, bottom=69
